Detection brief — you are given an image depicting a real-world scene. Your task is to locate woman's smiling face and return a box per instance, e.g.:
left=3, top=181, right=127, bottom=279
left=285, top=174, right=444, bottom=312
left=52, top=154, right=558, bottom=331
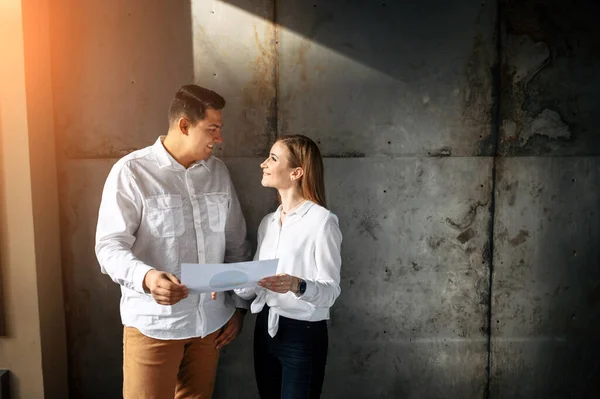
left=260, top=141, right=296, bottom=189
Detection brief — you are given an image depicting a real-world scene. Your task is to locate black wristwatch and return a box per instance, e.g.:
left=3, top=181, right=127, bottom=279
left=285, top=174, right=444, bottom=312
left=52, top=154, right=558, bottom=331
left=296, top=278, right=307, bottom=296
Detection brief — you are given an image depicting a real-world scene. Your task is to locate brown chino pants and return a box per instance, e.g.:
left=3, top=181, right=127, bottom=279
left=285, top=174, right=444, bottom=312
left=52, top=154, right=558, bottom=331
left=123, top=326, right=220, bottom=399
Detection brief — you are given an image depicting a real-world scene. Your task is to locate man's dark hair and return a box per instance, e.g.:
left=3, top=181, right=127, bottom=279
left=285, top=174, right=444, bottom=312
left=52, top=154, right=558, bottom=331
left=168, top=85, right=226, bottom=126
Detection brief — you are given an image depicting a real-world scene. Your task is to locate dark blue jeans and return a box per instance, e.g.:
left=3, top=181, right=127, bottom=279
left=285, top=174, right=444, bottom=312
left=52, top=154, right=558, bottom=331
left=254, top=306, right=328, bottom=399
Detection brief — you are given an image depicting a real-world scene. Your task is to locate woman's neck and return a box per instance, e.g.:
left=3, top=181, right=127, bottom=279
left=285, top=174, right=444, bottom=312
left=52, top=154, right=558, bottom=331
left=279, top=187, right=305, bottom=214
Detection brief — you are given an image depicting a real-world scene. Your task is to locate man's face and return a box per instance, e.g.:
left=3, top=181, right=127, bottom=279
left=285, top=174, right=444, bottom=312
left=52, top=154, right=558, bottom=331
left=185, top=108, right=223, bottom=161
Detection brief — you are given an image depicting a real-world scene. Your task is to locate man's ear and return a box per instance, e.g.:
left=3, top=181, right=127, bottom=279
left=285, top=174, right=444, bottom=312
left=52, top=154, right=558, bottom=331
left=291, top=167, right=304, bottom=181
left=178, top=117, right=190, bottom=135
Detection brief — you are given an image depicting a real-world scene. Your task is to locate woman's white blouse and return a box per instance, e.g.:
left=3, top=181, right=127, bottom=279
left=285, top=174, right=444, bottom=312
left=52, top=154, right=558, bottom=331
left=236, top=201, right=342, bottom=337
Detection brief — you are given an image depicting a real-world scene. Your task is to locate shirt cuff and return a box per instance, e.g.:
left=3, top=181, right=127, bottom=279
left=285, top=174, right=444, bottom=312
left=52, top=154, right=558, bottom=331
left=233, top=287, right=256, bottom=301
left=231, top=291, right=250, bottom=309
left=132, top=263, right=155, bottom=295
left=298, top=279, right=317, bottom=300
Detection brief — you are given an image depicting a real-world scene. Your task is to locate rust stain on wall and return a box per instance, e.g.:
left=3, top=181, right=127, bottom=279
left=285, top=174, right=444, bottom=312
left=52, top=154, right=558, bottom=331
left=242, top=22, right=277, bottom=155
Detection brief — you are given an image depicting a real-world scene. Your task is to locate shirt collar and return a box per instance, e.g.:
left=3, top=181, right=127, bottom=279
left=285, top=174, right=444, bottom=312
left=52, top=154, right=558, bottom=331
left=271, top=200, right=314, bottom=222
left=153, top=136, right=211, bottom=171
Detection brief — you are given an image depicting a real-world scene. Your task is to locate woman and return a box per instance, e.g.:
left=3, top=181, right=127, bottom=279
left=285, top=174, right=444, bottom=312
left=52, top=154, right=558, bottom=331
left=236, top=134, right=343, bottom=399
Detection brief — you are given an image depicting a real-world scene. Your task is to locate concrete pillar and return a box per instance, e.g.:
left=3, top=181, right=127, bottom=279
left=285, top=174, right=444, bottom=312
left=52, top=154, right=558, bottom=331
left=0, top=0, right=68, bottom=398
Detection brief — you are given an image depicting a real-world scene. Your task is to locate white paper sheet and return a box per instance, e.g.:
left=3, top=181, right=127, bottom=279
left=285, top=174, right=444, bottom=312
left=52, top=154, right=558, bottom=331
left=181, top=259, right=279, bottom=293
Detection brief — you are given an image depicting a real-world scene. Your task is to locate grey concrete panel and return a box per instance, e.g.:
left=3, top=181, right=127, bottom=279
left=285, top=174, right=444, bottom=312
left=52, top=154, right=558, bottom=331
left=214, top=158, right=274, bottom=399
left=58, top=159, right=122, bottom=399
left=192, top=0, right=276, bottom=158
left=499, top=0, right=600, bottom=155
left=59, top=157, right=271, bottom=398
left=319, top=158, right=492, bottom=398
left=491, top=157, right=600, bottom=398
left=221, top=157, right=279, bottom=253
left=277, top=0, right=496, bottom=157
left=49, top=1, right=194, bottom=159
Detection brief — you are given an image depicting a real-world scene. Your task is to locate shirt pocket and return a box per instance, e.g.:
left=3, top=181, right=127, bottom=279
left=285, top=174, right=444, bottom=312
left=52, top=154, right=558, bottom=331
left=204, top=192, right=229, bottom=232
left=145, top=195, right=185, bottom=237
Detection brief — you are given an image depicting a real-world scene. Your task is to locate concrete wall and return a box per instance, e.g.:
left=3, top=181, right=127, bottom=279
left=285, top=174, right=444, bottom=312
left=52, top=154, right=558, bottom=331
left=49, top=0, right=600, bottom=398
left=491, top=0, right=600, bottom=397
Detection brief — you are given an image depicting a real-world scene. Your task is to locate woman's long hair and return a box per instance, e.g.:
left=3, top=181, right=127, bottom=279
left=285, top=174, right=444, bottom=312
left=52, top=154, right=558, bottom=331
left=276, top=134, right=327, bottom=208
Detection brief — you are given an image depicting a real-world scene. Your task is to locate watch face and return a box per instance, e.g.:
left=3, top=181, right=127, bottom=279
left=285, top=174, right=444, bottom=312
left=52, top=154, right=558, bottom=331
left=299, top=280, right=307, bottom=294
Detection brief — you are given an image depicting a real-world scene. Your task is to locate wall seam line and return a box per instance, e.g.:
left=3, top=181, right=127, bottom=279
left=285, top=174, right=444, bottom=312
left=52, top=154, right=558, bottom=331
left=485, top=0, right=503, bottom=398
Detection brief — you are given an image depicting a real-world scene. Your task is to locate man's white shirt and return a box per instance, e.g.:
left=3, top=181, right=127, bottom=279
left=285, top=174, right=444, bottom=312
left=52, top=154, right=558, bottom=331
left=95, top=136, right=250, bottom=340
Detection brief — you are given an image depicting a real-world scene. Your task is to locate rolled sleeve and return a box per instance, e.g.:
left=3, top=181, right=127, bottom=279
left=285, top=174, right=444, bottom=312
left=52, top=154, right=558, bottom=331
left=234, top=287, right=257, bottom=301
left=95, top=162, right=154, bottom=294
left=132, top=263, right=155, bottom=294
left=301, top=279, right=318, bottom=299
left=230, top=291, right=250, bottom=309
left=298, top=213, right=343, bottom=308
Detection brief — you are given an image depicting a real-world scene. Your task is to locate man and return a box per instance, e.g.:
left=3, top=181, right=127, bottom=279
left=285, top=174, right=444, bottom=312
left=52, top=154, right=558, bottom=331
left=95, top=84, right=250, bottom=398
